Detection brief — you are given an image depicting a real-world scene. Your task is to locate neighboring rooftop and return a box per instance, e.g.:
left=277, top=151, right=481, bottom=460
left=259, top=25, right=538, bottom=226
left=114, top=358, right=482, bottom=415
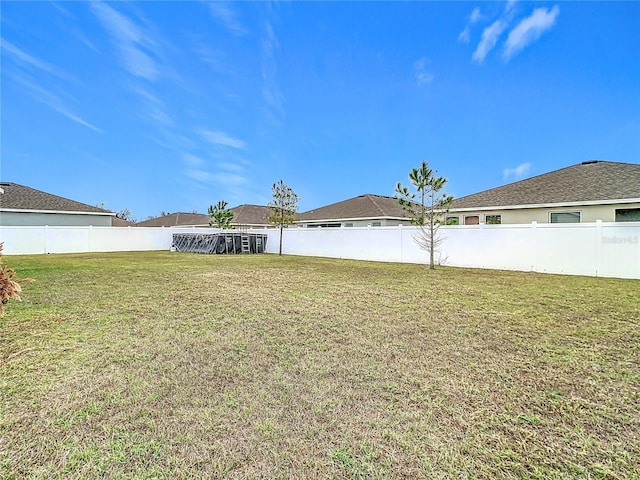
left=135, top=212, right=209, bottom=227
left=134, top=205, right=272, bottom=227
left=297, top=194, right=409, bottom=221
left=231, top=204, right=271, bottom=226
left=0, top=182, right=113, bottom=215
left=450, top=161, right=640, bottom=210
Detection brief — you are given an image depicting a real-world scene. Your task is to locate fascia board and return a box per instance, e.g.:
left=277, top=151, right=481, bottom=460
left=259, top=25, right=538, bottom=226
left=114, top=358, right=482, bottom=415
left=0, top=208, right=116, bottom=216
left=448, top=198, right=640, bottom=213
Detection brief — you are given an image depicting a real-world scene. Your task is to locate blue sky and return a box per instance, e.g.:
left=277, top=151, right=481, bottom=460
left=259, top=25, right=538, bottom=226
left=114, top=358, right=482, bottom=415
left=1, top=1, right=638, bottom=221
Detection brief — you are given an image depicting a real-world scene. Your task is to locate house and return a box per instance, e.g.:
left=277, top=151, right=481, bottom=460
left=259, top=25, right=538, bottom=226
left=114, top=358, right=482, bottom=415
left=135, top=212, right=210, bottom=227
left=229, top=204, right=271, bottom=228
left=296, top=194, right=409, bottom=228
left=447, top=160, right=640, bottom=225
left=0, top=182, right=115, bottom=226
left=135, top=205, right=272, bottom=229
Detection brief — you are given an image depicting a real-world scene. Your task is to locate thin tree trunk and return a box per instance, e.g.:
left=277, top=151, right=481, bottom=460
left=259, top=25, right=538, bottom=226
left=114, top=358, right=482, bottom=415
left=429, top=215, right=435, bottom=269
left=279, top=224, right=283, bottom=256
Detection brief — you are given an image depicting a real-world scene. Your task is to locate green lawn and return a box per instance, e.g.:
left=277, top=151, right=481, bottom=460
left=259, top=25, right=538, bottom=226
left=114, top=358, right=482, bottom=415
left=1, top=252, right=639, bottom=479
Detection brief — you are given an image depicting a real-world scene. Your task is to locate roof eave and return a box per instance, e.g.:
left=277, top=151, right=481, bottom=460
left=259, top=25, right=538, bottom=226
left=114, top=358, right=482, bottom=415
left=296, top=215, right=410, bottom=223
left=0, top=208, right=116, bottom=216
left=449, top=198, right=640, bottom=213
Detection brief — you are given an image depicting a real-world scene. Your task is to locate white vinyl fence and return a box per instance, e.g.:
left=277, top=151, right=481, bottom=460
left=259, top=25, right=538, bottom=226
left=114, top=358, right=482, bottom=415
left=1, top=222, right=639, bottom=279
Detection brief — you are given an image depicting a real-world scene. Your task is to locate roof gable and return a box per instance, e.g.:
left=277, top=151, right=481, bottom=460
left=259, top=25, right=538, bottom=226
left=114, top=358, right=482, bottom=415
left=298, top=194, right=408, bottom=221
left=451, top=161, right=640, bottom=210
left=230, top=204, right=271, bottom=225
left=0, top=182, right=113, bottom=215
left=135, top=212, right=210, bottom=227
left=135, top=205, right=272, bottom=227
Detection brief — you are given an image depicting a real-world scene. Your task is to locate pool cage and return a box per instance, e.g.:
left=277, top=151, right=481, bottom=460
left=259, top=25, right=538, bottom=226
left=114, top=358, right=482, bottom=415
left=172, top=232, right=267, bottom=255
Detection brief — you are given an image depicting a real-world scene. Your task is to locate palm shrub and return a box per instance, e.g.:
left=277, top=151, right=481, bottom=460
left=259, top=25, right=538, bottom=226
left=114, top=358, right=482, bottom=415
left=0, top=243, right=31, bottom=314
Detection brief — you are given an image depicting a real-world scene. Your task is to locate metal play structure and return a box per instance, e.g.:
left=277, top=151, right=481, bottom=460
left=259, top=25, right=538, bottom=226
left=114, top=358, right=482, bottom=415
left=171, top=232, right=268, bottom=254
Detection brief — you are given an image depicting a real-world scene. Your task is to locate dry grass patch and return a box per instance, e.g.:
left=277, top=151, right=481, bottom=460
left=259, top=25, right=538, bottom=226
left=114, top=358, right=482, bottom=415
left=1, top=252, right=639, bottom=479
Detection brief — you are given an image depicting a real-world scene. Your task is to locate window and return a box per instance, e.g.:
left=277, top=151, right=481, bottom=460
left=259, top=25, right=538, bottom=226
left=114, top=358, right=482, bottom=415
left=464, top=215, right=479, bottom=225
left=615, top=208, right=640, bottom=222
left=550, top=211, right=581, bottom=223
left=446, top=216, right=459, bottom=225
left=485, top=214, right=502, bottom=224
left=371, top=221, right=382, bottom=227
left=344, top=223, right=354, bottom=227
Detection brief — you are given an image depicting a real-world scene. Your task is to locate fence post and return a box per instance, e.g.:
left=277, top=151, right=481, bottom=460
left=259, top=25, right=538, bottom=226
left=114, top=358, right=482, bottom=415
left=530, top=221, right=537, bottom=272
left=44, top=225, right=48, bottom=254
left=595, top=219, right=602, bottom=277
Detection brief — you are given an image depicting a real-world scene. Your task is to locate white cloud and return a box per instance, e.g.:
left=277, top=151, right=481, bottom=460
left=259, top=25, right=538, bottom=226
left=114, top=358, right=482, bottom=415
left=472, top=19, right=508, bottom=63
left=1, top=38, right=71, bottom=80
left=211, top=172, right=248, bottom=186
left=216, top=161, right=246, bottom=173
left=91, top=2, right=159, bottom=81
left=413, top=57, right=434, bottom=85
left=261, top=21, right=285, bottom=120
left=208, top=2, right=248, bottom=36
left=458, top=27, right=471, bottom=44
left=185, top=168, right=248, bottom=187
left=470, top=7, right=483, bottom=23
left=183, top=154, right=205, bottom=167
left=200, top=130, right=246, bottom=150
left=185, top=168, right=212, bottom=182
left=503, top=162, right=532, bottom=180
left=458, top=7, right=483, bottom=43
left=7, top=71, right=101, bottom=133
left=129, top=85, right=174, bottom=127
left=503, top=6, right=559, bottom=60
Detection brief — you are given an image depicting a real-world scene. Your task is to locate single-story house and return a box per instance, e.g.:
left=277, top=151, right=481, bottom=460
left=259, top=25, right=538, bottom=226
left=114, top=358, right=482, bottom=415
left=135, top=212, right=210, bottom=227
left=447, top=160, right=640, bottom=225
left=296, top=194, right=410, bottom=228
left=0, top=182, right=115, bottom=226
left=135, top=205, right=272, bottom=229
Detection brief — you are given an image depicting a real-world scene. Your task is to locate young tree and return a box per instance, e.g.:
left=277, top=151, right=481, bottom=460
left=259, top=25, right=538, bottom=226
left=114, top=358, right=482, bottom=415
left=395, top=160, right=453, bottom=269
left=268, top=180, right=299, bottom=256
left=208, top=200, right=234, bottom=229
left=116, top=208, right=135, bottom=223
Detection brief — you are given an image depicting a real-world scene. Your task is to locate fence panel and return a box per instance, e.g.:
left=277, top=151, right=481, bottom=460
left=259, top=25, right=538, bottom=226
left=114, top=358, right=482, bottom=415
left=1, top=223, right=638, bottom=279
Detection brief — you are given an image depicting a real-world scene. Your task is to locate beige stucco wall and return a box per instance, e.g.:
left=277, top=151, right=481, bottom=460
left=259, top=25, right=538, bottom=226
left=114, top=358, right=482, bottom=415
left=447, top=202, right=640, bottom=225
left=298, top=218, right=406, bottom=228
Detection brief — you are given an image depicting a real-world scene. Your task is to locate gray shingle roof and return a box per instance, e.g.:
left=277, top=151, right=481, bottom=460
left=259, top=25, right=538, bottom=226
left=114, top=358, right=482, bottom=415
left=135, top=212, right=210, bottom=227
left=231, top=205, right=271, bottom=226
left=134, top=205, right=272, bottom=227
left=0, top=182, right=113, bottom=214
left=450, top=161, right=640, bottom=210
left=298, top=194, right=409, bottom=221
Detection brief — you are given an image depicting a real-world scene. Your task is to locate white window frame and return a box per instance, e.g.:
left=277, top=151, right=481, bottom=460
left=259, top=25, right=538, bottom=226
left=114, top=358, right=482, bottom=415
left=485, top=214, right=502, bottom=225
left=549, top=211, right=582, bottom=223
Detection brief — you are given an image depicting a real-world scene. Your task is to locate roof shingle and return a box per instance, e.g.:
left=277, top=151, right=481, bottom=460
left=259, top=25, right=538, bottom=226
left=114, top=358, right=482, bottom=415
left=298, top=194, right=408, bottom=221
left=0, top=182, right=112, bottom=214
left=134, top=205, right=272, bottom=227
left=450, top=161, right=640, bottom=210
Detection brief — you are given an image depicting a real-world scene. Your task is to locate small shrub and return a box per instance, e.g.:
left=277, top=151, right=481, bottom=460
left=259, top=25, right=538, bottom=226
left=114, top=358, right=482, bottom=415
left=0, top=243, right=31, bottom=314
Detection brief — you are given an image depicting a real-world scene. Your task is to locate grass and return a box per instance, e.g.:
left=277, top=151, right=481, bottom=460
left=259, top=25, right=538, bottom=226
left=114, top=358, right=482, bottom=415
left=1, top=251, right=639, bottom=479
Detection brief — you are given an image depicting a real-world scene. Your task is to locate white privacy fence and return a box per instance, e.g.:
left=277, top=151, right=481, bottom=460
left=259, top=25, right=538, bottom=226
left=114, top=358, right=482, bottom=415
left=0, top=226, right=198, bottom=255
left=278, top=222, right=640, bottom=279
left=1, top=222, right=638, bottom=279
